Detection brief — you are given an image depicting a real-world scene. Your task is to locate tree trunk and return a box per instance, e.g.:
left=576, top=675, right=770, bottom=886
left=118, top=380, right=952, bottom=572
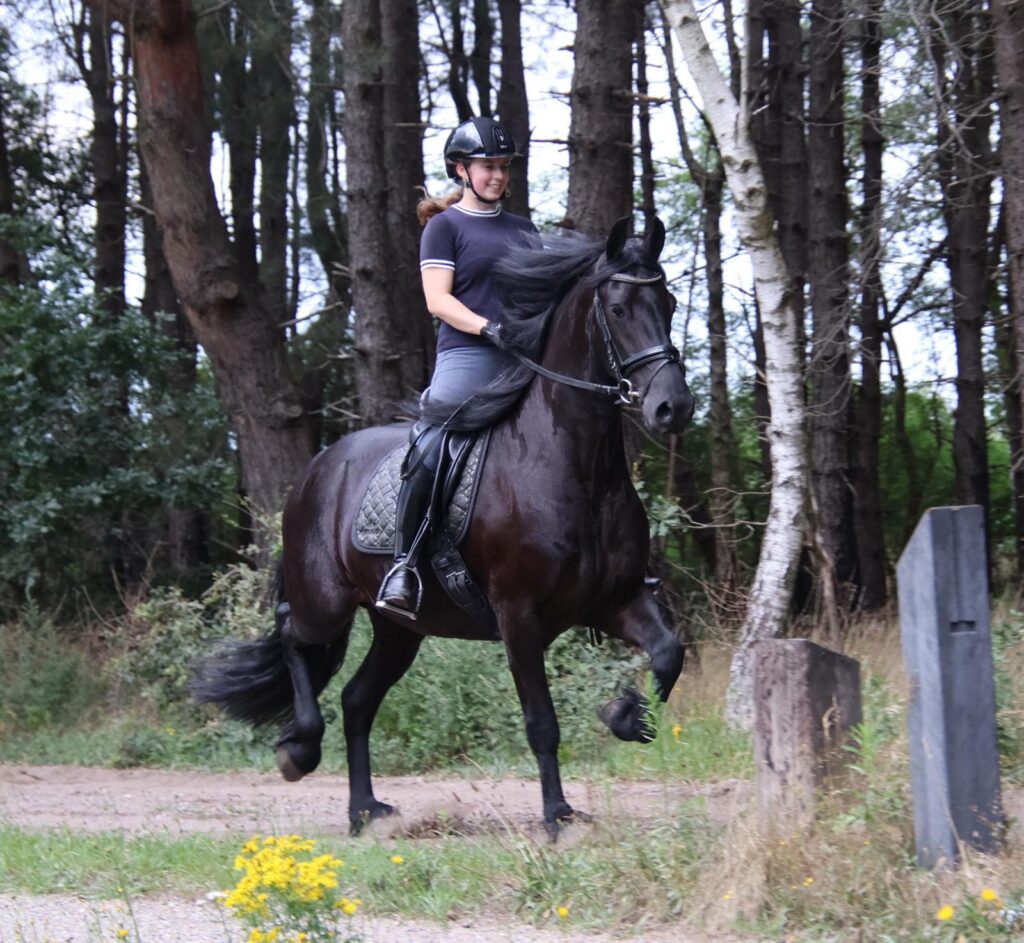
left=140, top=160, right=209, bottom=575
left=664, top=0, right=809, bottom=730
left=993, top=0, right=1024, bottom=575
left=704, top=161, right=739, bottom=592
left=307, top=0, right=350, bottom=308
left=658, top=4, right=738, bottom=594
left=382, top=0, right=433, bottom=382
left=446, top=0, right=474, bottom=121
left=0, top=75, right=25, bottom=283
left=807, top=0, right=854, bottom=615
left=747, top=0, right=808, bottom=325
left=992, top=209, right=1024, bottom=577
left=932, top=4, right=994, bottom=523
left=851, top=0, right=887, bottom=609
left=95, top=0, right=313, bottom=518
left=345, top=0, right=432, bottom=424
left=204, top=4, right=259, bottom=286
left=496, top=0, right=530, bottom=218
left=253, top=0, right=294, bottom=324
left=566, top=0, right=636, bottom=234
left=470, top=0, right=494, bottom=115
left=636, top=5, right=657, bottom=230
left=79, top=8, right=127, bottom=326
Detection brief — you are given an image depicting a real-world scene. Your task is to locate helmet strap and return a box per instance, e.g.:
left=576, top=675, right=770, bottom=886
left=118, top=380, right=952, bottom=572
left=459, top=162, right=502, bottom=206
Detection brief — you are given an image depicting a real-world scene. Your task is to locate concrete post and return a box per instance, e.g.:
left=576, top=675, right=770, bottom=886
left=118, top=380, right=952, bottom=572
left=752, top=638, right=862, bottom=831
left=897, top=505, right=1004, bottom=868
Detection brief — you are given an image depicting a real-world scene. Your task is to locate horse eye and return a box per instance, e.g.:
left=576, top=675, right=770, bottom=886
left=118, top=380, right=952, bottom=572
left=610, top=304, right=626, bottom=319
left=668, top=296, right=679, bottom=315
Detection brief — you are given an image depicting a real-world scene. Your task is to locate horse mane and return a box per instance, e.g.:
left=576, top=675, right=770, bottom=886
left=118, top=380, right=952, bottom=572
left=418, top=229, right=663, bottom=431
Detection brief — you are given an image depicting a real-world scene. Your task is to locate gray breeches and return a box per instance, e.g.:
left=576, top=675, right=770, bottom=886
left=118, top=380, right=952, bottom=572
left=410, top=346, right=510, bottom=473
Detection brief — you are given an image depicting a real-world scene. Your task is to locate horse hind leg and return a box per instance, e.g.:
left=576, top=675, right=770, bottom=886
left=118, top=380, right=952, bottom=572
left=276, top=602, right=352, bottom=782
left=342, top=611, right=422, bottom=834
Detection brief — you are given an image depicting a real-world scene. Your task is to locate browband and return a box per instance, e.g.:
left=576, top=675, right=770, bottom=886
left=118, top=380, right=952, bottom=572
left=608, top=272, right=664, bottom=284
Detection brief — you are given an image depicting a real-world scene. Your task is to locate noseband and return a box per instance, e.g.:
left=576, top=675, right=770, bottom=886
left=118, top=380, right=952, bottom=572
left=513, top=271, right=684, bottom=406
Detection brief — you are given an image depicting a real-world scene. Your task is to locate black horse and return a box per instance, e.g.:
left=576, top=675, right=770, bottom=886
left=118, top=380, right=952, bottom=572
left=194, top=217, right=695, bottom=837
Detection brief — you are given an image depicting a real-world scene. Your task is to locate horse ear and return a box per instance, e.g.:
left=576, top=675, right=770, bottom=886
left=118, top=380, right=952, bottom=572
left=605, top=217, right=631, bottom=261
left=643, top=217, right=666, bottom=263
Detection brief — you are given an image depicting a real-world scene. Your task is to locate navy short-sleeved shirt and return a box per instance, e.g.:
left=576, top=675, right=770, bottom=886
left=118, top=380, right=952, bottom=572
left=420, top=203, right=537, bottom=353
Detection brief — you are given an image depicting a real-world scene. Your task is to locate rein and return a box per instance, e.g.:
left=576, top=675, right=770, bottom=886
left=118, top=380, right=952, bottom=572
left=512, top=271, right=683, bottom=406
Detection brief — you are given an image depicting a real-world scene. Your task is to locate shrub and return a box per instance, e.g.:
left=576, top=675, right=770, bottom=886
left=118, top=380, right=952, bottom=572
left=0, top=608, right=105, bottom=734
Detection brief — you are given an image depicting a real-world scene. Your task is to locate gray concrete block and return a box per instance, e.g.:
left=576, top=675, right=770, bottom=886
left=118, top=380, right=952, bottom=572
left=897, top=505, right=1003, bottom=868
left=753, top=638, right=862, bottom=831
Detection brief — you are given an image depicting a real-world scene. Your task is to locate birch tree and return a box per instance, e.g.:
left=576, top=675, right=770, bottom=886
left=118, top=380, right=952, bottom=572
left=661, top=0, right=808, bottom=729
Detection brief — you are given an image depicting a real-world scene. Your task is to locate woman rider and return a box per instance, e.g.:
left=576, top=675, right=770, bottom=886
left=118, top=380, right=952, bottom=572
left=377, top=117, right=537, bottom=617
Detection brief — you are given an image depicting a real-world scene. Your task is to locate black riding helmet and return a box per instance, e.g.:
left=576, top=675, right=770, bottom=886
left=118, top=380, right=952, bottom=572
left=443, top=117, right=519, bottom=182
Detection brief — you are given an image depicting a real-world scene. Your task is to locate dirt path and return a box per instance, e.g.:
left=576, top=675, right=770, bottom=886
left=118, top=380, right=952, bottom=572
left=0, top=765, right=756, bottom=943
left=0, top=764, right=749, bottom=837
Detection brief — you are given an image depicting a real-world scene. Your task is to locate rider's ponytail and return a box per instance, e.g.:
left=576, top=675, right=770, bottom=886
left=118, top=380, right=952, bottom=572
left=416, top=189, right=462, bottom=225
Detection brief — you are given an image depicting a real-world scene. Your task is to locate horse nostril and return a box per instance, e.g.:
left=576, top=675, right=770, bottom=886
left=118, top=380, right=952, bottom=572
left=655, top=402, right=674, bottom=428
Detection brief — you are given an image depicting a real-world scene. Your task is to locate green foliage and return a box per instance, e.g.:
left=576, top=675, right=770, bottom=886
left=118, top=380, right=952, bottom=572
left=0, top=234, right=232, bottom=608
left=0, top=825, right=236, bottom=897
left=0, top=608, right=105, bottom=734
left=990, top=607, right=1024, bottom=782
left=352, top=621, right=648, bottom=774
left=109, top=558, right=273, bottom=712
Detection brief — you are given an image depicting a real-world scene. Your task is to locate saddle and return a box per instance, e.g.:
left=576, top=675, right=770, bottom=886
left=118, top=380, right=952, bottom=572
left=354, top=429, right=497, bottom=630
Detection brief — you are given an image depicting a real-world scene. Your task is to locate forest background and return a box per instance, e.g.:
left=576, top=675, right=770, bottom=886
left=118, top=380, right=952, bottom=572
left=1, top=0, right=1021, bottom=668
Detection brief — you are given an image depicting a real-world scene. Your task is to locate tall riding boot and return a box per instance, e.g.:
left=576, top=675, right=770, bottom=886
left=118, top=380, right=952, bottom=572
left=377, top=460, right=435, bottom=616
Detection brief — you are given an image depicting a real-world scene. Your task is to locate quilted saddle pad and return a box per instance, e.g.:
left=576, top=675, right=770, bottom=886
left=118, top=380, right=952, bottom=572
left=352, top=432, right=490, bottom=554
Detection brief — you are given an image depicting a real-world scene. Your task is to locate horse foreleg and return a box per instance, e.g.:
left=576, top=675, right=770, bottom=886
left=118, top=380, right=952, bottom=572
left=504, top=628, right=588, bottom=838
left=595, top=588, right=684, bottom=743
left=342, top=612, right=422, bottom=834
left=277, top=603, right=329, bottom=781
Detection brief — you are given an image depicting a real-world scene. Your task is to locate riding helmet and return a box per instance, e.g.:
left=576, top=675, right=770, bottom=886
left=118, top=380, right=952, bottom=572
left=443, top=117, right=519, bottom=181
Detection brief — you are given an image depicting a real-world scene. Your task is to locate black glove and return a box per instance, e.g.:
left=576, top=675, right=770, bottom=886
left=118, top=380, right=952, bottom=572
left=480, top=320, right=509, bottom=352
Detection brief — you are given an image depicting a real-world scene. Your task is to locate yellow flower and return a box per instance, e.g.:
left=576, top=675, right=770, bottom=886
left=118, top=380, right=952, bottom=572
left=390, top=854, right=404, bottom=864
left=165, top=726, right=175, bottom=735
left=980, top=887, right=999, bottom=902
left=803, top=876, right=814, bottom=886
left=672, top=723, right=682, bottom=741
left=556, top=905, right=570, bottom=919
left=936, top=905, right=955, bottom=921
left=722, top=890, right=734, bottom=901
left=117, top=931, right=129, bottom=940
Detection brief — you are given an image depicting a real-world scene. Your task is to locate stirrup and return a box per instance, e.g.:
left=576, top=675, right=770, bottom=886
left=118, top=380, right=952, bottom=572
left=375, top=560, right=424, bottom=621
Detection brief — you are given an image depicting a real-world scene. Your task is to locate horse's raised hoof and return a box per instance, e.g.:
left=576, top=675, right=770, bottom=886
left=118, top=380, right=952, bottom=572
left=349, top=800, right=398, bottom=836
left=275, top=738, right=322, bottom=782
left=597, top=686, right=655, bottom=743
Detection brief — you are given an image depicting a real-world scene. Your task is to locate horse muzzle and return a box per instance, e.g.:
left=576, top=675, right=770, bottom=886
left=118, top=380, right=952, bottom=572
left=640, top=370, right=695, bottom=435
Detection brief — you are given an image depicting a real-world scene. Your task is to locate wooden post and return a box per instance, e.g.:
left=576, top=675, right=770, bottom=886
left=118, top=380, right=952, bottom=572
left=753, top=639, right=862, bottom=831
left=897, top=505, right=1004, bottom=868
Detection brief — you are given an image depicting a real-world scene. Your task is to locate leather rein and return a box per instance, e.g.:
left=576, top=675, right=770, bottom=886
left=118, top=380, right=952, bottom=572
left=512, top=271, right=684, bottom=406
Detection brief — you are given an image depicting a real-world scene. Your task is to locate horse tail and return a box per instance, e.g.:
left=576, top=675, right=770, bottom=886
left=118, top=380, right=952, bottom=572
left=190, top=564, right=350, bottom=728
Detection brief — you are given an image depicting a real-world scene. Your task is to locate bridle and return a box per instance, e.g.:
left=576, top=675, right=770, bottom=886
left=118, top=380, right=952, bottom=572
left=512, top=271, right=684, bottom=406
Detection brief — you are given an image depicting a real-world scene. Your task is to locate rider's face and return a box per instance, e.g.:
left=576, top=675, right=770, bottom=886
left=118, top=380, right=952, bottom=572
left=460, top=158, right=511, bottom=200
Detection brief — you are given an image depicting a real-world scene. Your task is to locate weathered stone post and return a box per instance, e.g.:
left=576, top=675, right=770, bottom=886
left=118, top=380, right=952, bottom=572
left=752, top=639, right=862, bottom=831
left=897, top=505, right=1004, bottom=868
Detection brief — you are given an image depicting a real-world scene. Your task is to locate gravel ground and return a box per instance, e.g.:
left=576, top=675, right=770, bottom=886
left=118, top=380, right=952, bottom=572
left=0, top=766, right=758, bottom=943
left=0, top=892, right=756, bottom=943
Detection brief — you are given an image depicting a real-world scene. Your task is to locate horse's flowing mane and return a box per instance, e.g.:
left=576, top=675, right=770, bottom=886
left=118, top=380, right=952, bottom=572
left=418, top=229, right=663, bottom=431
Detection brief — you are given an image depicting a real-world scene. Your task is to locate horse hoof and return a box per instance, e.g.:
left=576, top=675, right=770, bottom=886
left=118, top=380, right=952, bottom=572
left=276, top=740, right=321, bottom=782
left=598, top=687, right=654, bottom=743
left=349, top=800, right=398, bottom=836
left=544, top=806, right=592, bottom=841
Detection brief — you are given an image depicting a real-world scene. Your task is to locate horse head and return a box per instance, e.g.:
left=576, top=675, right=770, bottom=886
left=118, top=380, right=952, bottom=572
left=596, top=217, right=695, bottom=435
